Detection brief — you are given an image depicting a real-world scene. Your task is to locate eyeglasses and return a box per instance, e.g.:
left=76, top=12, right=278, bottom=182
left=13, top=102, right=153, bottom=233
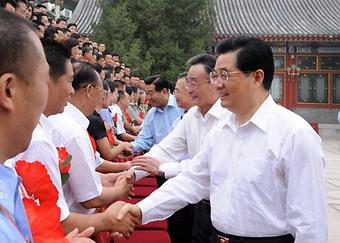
left=90, top=84, right=109, bottom=97
left=209, top=70, right=252, bottom=85
left=185, top=77, right=210, bottom=90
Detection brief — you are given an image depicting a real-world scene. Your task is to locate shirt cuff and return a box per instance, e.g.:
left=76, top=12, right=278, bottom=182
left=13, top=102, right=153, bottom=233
left=159, top=163, right=181, bottom=179
left=137, top=197, right=160, bottom=224
left=133, top=166, right=150, bottom=181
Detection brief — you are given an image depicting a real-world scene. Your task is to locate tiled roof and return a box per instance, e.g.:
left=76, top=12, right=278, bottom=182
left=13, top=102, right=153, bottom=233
left=70, top=0, right=101, bottom=34
left=215, top=0, right=340, bottom=38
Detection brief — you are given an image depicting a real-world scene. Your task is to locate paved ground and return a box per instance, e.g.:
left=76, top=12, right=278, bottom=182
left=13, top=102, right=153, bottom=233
left=322, top=136, right=340, bottom=243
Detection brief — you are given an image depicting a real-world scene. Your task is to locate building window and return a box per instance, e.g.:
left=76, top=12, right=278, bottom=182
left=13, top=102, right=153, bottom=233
left=273, top=56, right=285, bottom=70
left=298, top=74, right=328, bottom=103
left=272, top=46, right=286, bottom=53
left=332, top=74, right=340, bottom=104
left=270, top=75, right=283, bottom=102
left=297, top=56, right=317, bottom=70
left=320, top=56, right=340, bottom=70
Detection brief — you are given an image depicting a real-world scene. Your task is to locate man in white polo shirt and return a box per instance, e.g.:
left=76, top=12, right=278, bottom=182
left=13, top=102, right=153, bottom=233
left=13, top=40, right=136, bottom=236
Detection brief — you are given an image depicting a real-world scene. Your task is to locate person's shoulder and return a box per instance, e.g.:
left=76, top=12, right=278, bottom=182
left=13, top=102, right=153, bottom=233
left=270, top=104, right=318, bottom=139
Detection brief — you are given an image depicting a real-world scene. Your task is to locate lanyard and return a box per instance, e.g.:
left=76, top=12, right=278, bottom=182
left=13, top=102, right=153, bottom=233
left=0, top=204, right=30, bottom=243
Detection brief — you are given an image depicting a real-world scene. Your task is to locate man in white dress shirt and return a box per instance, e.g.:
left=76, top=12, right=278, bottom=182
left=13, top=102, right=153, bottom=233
left=132, top=54, right=229, bottom=243
left=119, top=37, right=327, bottom=243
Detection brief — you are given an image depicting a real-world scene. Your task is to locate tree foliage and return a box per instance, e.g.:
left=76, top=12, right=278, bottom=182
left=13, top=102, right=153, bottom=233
left=93, top=0, right=215, bottom=80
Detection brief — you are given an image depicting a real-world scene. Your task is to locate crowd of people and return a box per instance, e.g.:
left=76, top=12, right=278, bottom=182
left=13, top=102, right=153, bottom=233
left=0, top=1, right=328, bottom=243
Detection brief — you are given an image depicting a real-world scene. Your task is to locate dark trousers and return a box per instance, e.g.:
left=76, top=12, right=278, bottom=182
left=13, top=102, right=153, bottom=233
left=156, top=176, right=196, bottom=243
left=192, top=200, right=217, bottom=243
left=168, top=204, right=196, bottom=243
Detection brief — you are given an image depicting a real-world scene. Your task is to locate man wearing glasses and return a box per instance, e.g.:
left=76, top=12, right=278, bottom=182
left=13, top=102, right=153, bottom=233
left=132, top=54, right=230, bottom=243
left=120, top=37, right=327, bottom=243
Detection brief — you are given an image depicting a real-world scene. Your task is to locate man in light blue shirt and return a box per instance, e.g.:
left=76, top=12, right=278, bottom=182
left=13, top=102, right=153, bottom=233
left=0, top=10, right=49, bottom=242
left=0, top=164, right=33, bottom=243
left=131, top=75, right=184, bottom=152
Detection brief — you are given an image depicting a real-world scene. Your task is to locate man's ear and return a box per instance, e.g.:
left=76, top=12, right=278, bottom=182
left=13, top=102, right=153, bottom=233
left=253, top=69, right=265, bottom=88
left=162, top=88, right=168, bottom=95
left=0, top=73, right=17, bottom=111
left=86, top=84, right=92, bottom=99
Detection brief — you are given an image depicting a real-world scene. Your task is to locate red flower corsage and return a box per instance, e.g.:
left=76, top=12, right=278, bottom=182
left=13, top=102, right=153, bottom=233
left=56, top=147, right=72, bottom=185
left=15, top=160, right=67, bottom=243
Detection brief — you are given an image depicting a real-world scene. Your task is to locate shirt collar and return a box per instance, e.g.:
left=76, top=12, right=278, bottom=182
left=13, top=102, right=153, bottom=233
left=248, top=95, right=276, bottom=132
left=156, top=94, right=177, bottom=112
left=64, top=102, right=90, bottom=130
left=207, top=99, right=225, bottom=119
left=223, top=95, right=276, bottom=133
left=195, top=99, right=225, bottom=119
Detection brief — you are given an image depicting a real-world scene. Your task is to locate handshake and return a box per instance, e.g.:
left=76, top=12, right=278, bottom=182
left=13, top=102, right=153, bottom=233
left=103, top=201, right=143, bottom=239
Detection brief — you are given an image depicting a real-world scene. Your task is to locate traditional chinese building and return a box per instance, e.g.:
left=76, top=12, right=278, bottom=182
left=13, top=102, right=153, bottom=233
left=214, top=0, right=340, bottom=126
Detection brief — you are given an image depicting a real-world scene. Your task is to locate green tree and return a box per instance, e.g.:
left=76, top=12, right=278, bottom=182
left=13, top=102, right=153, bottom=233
left=93, top=0, right=215, bottom=80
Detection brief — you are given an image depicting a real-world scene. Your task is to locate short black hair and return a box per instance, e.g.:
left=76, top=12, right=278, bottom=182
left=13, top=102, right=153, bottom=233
left=67, top=23, right=77, bottom=29
left=0, top=10, right=38, bottom=81
left=42, top=39, right=71, bottom=81
left=32, top=20, right=45, bottom=28
left=126, top=85, right=137, bottom=95
left=117, top=90, right=126, bottom=102
left=177, top=72, right=188, bottom=80
left=108, top=81, right=118, bottom=93
left=113, top=80, right=126, bottom=90
left=114, top=66, right=122, bottom=74
left=56, top=17, right=67, bottom=24
left=216, top=36, right=274, bottom=90
left=91, top=63, right=103, bottom=75
left=36, top=12, right=48, bottom=22
left=187, top=54, right=216, bottom=74
left=102, top=50, right=112, bottom=58
left=96, top=53, right=103, bottom=61
left=0, top=0, right=16, bottom=8
left=144, top=75, right=170, bottom=92
left=103, top=80, right=109, bottom=92
left=16, top=0, right=27, bottom=6
left=64, top=37, right=79, bottom=49
left=82, top=42, right=93, bottom=48
left=82, top=46, right=92, bottom=55
left=42, top=26, right=57, bottom=41
left=70, top=33, right=80, bottom=39
left=36, top=4, right=47, bottom=9
left=111, top=51, right=120, bottom=57
left=72, top=62, right=100, bottom=91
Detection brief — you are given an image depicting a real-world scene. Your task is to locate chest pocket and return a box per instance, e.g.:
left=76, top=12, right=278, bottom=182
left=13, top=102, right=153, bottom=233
left=234, top=158, right=277, bottom=203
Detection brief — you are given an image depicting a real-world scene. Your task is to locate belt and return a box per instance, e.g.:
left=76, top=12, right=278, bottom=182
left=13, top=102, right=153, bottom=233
left=202, top=199, right=210, bottom=205
left=216, top=230, right=294, bottom=243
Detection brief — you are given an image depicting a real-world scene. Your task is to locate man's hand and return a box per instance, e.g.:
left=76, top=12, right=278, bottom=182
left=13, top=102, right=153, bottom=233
left=118, top=142, right=133, bottom=153
left=66, top=227, right=95, bottom=243
left=114, top=171, right=135, bottom=198
left=103, top=201, right=139, bottom=238
left=131, top=156, right=162, bottom=176
left=117, top=203, right=142, bottom=226
left=101, top=172, right=123, bottom=187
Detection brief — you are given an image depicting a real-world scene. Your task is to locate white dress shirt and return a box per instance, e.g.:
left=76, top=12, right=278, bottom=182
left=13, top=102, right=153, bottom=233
left=49, top=103, right=103, bottom=214
left=6, top=115, right=70, bottom=221
left=135, top=99, right=229, bottom=180
left=137, top=95, right=327, bottom=243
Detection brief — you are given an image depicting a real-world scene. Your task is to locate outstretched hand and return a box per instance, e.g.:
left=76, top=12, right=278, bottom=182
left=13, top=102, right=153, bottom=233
left=103, top=201, right=139, bottom=238
left=117, top=203, right=142, bottom=226
left=131, top=156, right=162, bottom=176
left=66, top=227, right=95, bottom=243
